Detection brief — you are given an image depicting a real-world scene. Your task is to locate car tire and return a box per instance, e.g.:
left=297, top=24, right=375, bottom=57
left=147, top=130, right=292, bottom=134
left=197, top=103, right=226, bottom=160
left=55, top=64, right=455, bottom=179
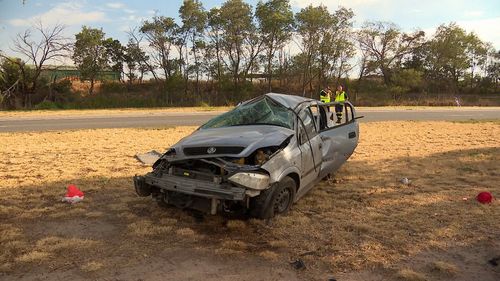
left=250, top=176, right=296, bottom=219
left=155, top=193, right=169, bottom=209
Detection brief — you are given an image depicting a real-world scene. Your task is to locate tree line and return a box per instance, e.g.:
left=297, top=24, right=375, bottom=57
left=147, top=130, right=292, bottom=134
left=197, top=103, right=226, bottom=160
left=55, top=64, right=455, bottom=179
left=1, top=0, right=499, bottom=109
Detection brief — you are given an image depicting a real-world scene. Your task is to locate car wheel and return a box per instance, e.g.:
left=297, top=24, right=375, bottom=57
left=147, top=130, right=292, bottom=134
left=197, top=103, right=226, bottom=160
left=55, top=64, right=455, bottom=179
left=155, top=193, right=169, bottom=209
left=250, top=176, right=296, bottom=219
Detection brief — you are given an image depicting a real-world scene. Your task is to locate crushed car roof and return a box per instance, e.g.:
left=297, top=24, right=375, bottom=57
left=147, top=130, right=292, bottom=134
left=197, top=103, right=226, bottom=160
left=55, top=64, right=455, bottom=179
left=265, top=93, right=314, bottom=110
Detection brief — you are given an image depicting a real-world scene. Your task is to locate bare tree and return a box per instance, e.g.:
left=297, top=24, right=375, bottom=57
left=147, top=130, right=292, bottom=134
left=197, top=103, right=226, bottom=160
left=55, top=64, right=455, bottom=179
left=0, top=21, right=70, bottom=107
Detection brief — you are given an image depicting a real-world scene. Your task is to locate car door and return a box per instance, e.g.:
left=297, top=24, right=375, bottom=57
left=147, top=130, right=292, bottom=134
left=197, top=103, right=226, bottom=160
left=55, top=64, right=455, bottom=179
left=296, top=105, right=322, bottom=198
left=318, top=103, right=359, bottom=179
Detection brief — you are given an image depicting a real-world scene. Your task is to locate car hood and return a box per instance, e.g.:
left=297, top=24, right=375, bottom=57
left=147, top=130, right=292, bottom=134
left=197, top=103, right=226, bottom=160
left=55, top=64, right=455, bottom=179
left=173, top=125, right=294, bottom=158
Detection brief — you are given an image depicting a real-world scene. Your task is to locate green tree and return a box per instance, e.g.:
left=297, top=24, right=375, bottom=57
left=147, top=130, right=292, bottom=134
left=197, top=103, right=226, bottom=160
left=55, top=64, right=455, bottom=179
left=140, top=16, right=179, bottom=80
left=103, top=38, right=125, bottom=81
left=207, top=8, right=224, bottom=79
left=127, top=28, right=153, bottom=83
left=219, top=0, right=260, bottom=85
left=487, top=50, right=500, bottom=87
left=255, top=0, right=294, bottom=91
left=73, top=26, right=108, bottom=94
left=124, top=39, right=148, bottom=84
left=317, top=7, right=355, bottom=87
left=356, top=21, right=424, bottom=84
left=424, top=23, right=487, bottom=92
left=179, top=0, right=207, bottom=95
left=295, top=4, right=332, bottom=94
left=0, top=57, right=31, bottom=108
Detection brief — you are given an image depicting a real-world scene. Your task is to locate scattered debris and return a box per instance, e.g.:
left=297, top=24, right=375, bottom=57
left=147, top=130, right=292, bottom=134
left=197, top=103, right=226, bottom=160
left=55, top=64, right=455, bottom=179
left=476, top=191, right=493, bottom=204
left=400, top=177, right=412, bottom=185
left=135, top=150, right=162, bottom=165
left=290, top=259, right=306, bottom=270
left=488, top=256, right=499, bottom=266
left=62, top=184, right=84, bottom=204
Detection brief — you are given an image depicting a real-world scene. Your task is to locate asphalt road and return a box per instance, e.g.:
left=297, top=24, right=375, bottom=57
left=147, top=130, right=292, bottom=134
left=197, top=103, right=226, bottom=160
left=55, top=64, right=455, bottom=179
left=1, top=108, right=499, bottom=132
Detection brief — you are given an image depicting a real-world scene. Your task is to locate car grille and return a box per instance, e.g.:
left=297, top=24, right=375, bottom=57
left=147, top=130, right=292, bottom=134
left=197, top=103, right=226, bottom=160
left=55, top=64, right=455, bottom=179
left=183, top=146, right=245, bottom=156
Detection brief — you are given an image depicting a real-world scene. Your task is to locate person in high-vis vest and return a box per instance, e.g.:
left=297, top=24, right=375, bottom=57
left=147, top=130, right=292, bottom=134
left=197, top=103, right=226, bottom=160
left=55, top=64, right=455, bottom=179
left=319, top=87, right=332, bottom=103
left=334, top=85, right=348, bottom=123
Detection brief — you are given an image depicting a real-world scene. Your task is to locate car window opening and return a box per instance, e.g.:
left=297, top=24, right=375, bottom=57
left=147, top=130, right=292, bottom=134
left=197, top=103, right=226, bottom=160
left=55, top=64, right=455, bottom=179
left=318, top=103, right=355, bottom=130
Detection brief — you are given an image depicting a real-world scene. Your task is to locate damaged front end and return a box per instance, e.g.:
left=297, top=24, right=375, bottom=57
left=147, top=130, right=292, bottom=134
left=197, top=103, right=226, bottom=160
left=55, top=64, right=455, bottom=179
left=134, top=138, right=291, bottom=215
left=134, top=95, right=296, bottom=216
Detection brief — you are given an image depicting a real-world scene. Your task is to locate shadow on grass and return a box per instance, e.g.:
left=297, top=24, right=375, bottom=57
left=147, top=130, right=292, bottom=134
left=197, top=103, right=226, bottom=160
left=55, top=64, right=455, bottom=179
left=0, top=147, right=498, bottom=280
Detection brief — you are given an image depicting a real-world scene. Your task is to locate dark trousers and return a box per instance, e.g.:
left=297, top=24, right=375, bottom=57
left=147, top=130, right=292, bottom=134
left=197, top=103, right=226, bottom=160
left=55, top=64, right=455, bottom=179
left=335, top=104, right=343, bottom=121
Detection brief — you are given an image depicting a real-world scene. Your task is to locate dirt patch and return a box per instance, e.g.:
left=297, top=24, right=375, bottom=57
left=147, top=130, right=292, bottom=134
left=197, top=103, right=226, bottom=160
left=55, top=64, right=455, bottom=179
left=27, top=219, right=119, bottom=240
left=0, top=121, right=499, bottom=280
left=6, top=247, right=299, bottom=281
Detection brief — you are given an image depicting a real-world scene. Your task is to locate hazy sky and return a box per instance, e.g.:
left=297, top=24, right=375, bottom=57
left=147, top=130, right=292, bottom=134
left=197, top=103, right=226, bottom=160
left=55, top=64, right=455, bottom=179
left=0, top=0, right=499, bottom=58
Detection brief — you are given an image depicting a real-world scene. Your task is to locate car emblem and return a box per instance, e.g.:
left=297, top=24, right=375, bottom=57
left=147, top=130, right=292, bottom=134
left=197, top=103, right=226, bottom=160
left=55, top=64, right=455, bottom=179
left=207, top=147, right=216, bottom=154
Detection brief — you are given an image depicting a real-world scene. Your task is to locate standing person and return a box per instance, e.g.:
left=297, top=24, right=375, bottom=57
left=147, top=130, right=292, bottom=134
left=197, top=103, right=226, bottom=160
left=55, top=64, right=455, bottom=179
left=334, top=85, right=348, bottom=123
left=319, top=86, right=332, bottom=103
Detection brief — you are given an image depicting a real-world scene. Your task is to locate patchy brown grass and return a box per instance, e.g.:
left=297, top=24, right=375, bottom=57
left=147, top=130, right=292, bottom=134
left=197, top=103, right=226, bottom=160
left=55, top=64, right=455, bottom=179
left=429, top=261, right=459, bottom=276
left=127, top=220, right=173, bottom=236
left=15, top=251, right=51, bottom=263
left=0, top=121, right=499, bottom=280
left=80, top=261, right=104, bottom=272
left=395, top=268, right=428, bottom=281
left=221, top=240, right=249, bottom=251
left=225, top=219, right=247, bottom=230
left=258, top=250, right=280, bottom=260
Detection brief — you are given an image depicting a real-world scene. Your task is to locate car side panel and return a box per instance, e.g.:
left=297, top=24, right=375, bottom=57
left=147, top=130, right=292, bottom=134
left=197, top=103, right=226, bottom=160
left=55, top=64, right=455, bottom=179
left=318, top=121, right=359, bottom=179
left=261, top=139, right=302, bottom=185
left=296, top=134, right=322, bottom=199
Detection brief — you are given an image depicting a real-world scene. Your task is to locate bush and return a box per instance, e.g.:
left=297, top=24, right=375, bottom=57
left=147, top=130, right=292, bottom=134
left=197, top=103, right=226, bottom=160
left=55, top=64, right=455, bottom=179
left=34, top=100, right=61, bottom=110
left=100, top=81, right=127, bottom=94
left=392, top=69, right=424, bottom=92
left=52, top=80, right=77, bottom=104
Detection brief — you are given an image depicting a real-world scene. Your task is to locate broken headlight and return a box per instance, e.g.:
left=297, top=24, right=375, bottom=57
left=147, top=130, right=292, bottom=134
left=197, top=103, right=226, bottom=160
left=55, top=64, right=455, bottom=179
left=228, top=172, right=270, bottom=190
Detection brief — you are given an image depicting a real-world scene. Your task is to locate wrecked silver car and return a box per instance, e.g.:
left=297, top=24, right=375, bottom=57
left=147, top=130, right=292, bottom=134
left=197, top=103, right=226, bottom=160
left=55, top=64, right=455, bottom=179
left=134, top=93, right=360, bottom=218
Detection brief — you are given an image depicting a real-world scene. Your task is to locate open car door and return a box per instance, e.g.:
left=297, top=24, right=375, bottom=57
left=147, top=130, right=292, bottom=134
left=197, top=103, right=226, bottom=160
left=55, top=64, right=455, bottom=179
left=317, top=101, right=360, bottom=179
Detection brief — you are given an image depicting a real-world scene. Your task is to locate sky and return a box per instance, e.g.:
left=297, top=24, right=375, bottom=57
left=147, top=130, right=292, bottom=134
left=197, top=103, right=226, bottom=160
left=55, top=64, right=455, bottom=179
left=0, top=0, right=499, bottom=61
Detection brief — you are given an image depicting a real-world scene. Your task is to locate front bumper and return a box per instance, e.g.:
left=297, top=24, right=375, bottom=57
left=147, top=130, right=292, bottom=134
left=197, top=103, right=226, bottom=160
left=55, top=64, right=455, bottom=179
left=134, top=173, right=247, bottom=201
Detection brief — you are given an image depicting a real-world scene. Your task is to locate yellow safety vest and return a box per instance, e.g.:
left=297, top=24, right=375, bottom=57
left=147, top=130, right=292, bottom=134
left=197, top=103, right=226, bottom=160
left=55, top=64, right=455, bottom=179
left=335, top=91, right=346, bottom=103
left=320, top=90, right=331, bottom=103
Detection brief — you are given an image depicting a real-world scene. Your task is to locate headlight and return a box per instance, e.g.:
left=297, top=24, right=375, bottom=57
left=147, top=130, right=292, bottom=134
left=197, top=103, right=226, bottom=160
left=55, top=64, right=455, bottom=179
left=228, top=172, right=270, bottom=190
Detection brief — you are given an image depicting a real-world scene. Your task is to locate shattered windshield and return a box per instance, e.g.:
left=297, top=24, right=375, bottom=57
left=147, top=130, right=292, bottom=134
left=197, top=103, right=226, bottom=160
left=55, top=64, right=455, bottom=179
left=201, top=96, right=294, bottom=130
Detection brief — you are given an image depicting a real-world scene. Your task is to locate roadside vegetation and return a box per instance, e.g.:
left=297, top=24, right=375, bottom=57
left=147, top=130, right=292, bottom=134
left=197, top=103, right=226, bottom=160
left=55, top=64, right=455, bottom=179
left=1, top=121, right=499, bottom=280
left=1, top=0, right=499, bottom=110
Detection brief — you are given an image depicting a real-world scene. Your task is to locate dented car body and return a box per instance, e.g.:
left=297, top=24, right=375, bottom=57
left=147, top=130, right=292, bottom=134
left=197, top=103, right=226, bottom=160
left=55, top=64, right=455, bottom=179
left=134, top=93, right=360, bottom=218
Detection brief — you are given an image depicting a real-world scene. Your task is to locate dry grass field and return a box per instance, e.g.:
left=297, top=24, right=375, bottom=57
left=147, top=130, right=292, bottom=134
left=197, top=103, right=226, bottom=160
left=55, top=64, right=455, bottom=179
left=0, top=121, right=499, bottom=280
